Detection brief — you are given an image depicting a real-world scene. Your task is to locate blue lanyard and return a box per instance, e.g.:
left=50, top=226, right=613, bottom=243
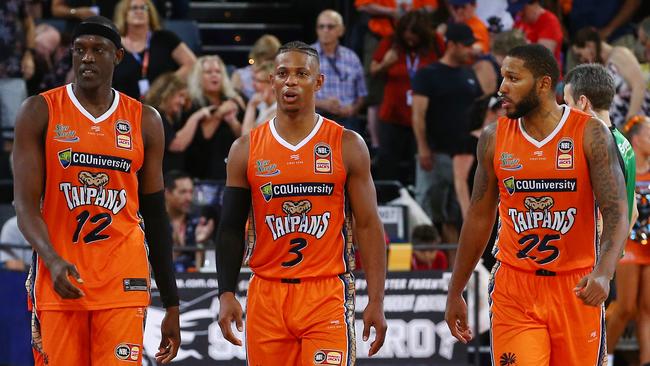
left=131, top=32, right=151, bottom=67
left=406, top=53, right=420, bottom=82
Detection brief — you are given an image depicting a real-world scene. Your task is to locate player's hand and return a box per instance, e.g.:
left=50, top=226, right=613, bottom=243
left=445, top=293, right=472, bottom=343
left=47, top=257, right=84, bottom=299
left=574, top=272, right=610, bottom=306
left=218, top=292, right=244, bottom=346
left=362, top=300, right=387, bottom=356
left=156, top=306, right=180, bottom=364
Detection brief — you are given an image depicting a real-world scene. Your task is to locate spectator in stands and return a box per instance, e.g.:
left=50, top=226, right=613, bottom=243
left=475, top=0, right=513, bottom=32
left=573, top=27, right=650, bottom=127
left=639, top=16, right=650, bottom=62
left=412, top=23, right=482, bottom=263
left=355, top=0, right=438, bottom=155
left=185, top=55, right=245, bottom=180
left=27, top=23, right=73, bottom=95
left=371, top=10, right=444, bottom=184
left=411, top=224, right=448, bottom=270
left=165, top=170, right=214, bottom=272
left=0, top=215, right=30, bottom=271
left=112, top=0, right=196, bottom=99
left=145, top=72, right=208, bottom=173
left=509, top=0, right=563, bottom=72
left=565, top=0, right=640, bottom=44
left=312, top=9, right=367, bottom=133
left=0, top=0, right=34, bottom=168
left=448, top=0, right=490, bottom=54
left=0, top=156, right=30, bottom=271
left=242, top=61, right=276, bottom=135
left=231, top=34, right=281, bottom=100
left=51, top=0, right=110, bottom=34
left=491, top=28, right=527, bottom=65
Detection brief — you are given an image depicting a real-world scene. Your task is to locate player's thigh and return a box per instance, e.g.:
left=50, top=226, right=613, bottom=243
left=491, top=310, right=551, bottom=366
left=298, top=276, right=355, bottom=366
left=37, top=310, right=90, bottom=366
left=548, top=273, right=606, bottom=366
left=246, top=275, right=301, bottom=366
left=90, top=306, right=146, bottom=366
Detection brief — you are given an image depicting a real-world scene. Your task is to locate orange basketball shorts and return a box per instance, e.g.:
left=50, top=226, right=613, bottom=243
left=489, top=262, right=606, bottom=366
left=33, top=306, right=146, bottom=366
left=245, top=274, right=356, bottom=366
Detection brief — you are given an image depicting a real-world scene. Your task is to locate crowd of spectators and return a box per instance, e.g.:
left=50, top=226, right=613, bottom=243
left=2, top=0, right=650, bottom=274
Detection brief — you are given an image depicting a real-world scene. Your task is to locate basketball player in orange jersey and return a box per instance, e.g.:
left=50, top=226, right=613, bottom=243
left=445, top=44, right=629, bottom=366
left=215, top=41, right=387, bottom=365
left=12, top=16, right=180, bottom=365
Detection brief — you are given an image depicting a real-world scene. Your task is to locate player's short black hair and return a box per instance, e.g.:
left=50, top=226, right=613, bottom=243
left=507, top=44, right=560, bottom=88
left=277, top=41, right=320, bottom=64
left=564, top=64, right=615, bottom=111
left=164, top=170, right=192, bottom=191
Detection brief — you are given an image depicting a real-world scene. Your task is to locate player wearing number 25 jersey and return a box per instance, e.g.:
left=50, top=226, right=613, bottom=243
left=446, top=45, right=629, bottom=366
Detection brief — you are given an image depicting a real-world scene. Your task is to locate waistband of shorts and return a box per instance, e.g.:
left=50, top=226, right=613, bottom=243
left=498, top=261, right=591, bottom=277
left=252, top=273, right=349, bottom=284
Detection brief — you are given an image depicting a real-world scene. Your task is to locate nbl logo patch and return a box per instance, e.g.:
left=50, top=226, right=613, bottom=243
left=313, top=349, right=343, bottom=365
left=115, top=120, right=132, bottom=150
left=114, top=343, right=141, bottom=362
left=314, top=143, right=332, bottom=174
left=556, top=137, right=574, bottom=170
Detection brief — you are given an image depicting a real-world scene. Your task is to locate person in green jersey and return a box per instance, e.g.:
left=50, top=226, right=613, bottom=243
left=563, top=63, right=637, bottom=366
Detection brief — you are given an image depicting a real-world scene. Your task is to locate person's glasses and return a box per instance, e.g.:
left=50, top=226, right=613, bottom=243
left=129, top=4, right=149, bottom=12
left=318, top=24, right=337, bottom=30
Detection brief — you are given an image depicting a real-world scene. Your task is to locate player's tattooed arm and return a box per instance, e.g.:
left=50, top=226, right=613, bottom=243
left=446, top=122, right=499, bottom=343
left=584, top=118, right=628, bottom=279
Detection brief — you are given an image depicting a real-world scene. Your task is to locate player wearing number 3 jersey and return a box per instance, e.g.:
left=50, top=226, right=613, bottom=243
left=446, top=45, right=629, bottom=366
left=13, top=16, right=180, bottom=365
left=215, top=41, right=388, bottom=365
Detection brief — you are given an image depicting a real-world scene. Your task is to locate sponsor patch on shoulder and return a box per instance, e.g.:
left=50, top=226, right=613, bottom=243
left=123, top=278, right=148, bottom=292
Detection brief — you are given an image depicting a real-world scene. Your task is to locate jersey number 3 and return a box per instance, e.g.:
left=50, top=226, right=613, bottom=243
left=72, top=210, right=112, bottom=244
left=281, top=238, right=308, bottom=267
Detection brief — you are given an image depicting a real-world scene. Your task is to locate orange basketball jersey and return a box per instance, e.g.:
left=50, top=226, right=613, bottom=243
left=493, top=107, right=598, bottom=272
left=247, top=116, right=354, bottom=279
left=33, top=84, right=150, bottom=311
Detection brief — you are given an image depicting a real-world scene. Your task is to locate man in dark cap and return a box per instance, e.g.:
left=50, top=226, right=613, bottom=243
left=12, top=16, right=180, bottom=365
left=412, top=23, right=484, bottom=264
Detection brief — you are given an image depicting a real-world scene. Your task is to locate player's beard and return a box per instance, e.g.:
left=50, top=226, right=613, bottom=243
left=506, top=86, right=540, bottom=119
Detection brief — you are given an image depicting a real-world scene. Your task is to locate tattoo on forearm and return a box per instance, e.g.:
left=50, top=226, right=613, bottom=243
left=588, top=121, right=626, bottom=256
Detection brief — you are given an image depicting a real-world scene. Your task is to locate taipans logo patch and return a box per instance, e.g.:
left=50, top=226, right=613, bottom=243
left=499, top=152, right=522, bottom=171
left=53, top=123, right=79, bottom=143
left=314, top=143, right=332, bottom=174
left=115, top=343, right=141, bottom=362
left=256, top=159, right=280, bottom=176
left=556, top=137, right=574, bottom=170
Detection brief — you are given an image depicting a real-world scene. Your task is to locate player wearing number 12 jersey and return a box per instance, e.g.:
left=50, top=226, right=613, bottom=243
left=216, top=41, right=387, bottom=365
left=446, top=45, right=629, bottom=366
left=13, top=17, right=179, bottom=365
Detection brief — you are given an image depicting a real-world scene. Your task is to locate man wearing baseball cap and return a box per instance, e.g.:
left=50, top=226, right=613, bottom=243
left=13, top=15, right=180, bottom=365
